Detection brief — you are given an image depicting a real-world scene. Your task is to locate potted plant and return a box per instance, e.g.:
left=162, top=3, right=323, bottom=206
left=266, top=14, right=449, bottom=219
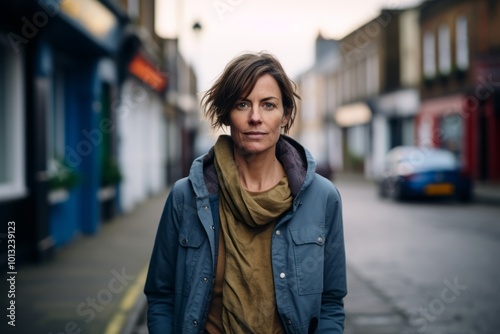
left=99, top=156, right=123, bottom=221
left=47, top=157, right=80, bottom=204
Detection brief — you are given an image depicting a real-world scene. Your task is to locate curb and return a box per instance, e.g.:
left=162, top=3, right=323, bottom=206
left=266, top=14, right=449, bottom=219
left=121, top=294, right=147, bottom=334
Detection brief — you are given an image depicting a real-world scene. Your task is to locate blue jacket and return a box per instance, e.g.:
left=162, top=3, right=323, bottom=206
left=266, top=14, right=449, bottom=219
left=144, top=135, right=347, bottom=333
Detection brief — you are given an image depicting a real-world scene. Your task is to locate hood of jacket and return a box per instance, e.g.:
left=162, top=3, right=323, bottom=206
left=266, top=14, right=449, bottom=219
left=187, top=135, right=317, bottom=204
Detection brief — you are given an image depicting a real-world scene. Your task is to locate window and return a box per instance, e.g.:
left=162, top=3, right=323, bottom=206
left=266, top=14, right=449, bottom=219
left=438, top=24, right=451, bottom=74
left=440, top=113, right=463, bottom=158
left=402, top=117, right=415, bottom=146
left=456, top=16, right=469, bottom=70
left=0, top=41, right=26, bottom=200
left=423, top=31, right=436, bottom=77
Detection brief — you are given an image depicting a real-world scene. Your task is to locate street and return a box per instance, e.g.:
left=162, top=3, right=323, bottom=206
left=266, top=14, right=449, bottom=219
left=336, top=176, right=500, bottom=334
left=130, top=176, right=500, bottom=334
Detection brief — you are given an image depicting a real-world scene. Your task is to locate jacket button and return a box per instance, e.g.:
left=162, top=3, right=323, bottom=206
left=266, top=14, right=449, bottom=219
left=192, top=320, right=198, bottom=326
left=317, top=237, right=323, bottom=243
left=202, top=277, right=209, bottom=283
left=211, top=225, right=215, bottom=230
left=275, top=230, right=281, bottom=236
left=280, top=272, right=286, bottom=279
left=181, top=239, right=188, bottom=245
left=202, top=204, right=209, bottom=210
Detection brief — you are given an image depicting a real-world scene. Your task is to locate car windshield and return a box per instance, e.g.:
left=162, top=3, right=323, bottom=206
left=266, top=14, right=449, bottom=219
left=396, top=148, right=457, bottom=174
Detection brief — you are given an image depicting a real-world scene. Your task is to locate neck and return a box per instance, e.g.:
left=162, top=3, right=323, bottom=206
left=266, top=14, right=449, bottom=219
left=234, top=150, right=285, bottom=193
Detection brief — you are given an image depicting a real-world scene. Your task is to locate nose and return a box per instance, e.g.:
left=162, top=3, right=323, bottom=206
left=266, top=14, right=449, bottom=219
left=248, top=105, right=262, bottom=124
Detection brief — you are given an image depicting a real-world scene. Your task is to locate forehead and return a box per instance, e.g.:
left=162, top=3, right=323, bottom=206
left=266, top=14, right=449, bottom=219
left=245, top=74, right=281, bottom=96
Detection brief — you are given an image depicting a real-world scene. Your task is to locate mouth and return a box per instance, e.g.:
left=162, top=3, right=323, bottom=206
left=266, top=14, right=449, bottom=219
left=244, top=131, right=266, bottom=138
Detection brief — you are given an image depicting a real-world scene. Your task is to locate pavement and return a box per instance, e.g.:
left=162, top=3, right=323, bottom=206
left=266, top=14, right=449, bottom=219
left=2, top=176, right=498, bottom=334
left=1, top=191, right=167, bottom=334
left=473, top=180, right=500, bottom=206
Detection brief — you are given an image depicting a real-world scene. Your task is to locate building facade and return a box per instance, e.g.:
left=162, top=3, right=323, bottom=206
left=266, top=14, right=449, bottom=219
left=116, top=0, right=169, bottom=213
left=371, top=7, right=421, bottom=178
left=295, top=35, right=341, bottom=178
left=337, top=7, right=422, bottom=179
left=0, top=0, right=189, bottom=264
left=417, top=0, right=500, bottom=183
left=0, top=0, right=132, bottom=261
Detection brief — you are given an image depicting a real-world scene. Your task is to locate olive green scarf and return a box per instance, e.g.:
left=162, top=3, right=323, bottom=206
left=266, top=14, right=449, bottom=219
left=214, top=135, right=292, bottom=333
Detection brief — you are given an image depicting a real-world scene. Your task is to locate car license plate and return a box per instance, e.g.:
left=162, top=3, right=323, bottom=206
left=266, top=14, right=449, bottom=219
left=425, top=183, right=454, bottom=195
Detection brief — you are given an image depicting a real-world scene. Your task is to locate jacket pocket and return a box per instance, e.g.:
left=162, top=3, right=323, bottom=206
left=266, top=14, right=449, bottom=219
left=290, top=226, right=325, bottom=295
left=178, top=223, right=206, bottom=296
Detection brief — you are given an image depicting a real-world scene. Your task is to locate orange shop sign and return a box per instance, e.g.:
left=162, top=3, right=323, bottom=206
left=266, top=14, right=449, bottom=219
left=128, top=54, right=167, bottom=92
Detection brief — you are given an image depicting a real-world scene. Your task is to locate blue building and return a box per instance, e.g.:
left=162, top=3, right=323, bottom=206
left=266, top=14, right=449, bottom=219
left=0, top=0, right=132, bottom=262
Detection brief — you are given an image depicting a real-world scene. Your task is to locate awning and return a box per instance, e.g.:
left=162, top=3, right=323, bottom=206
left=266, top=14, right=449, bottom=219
left=335, top=102, right=372, bottom=127
left=59, top=0, right=121, bottom=54
left=375, top=88, right=419, bottom=117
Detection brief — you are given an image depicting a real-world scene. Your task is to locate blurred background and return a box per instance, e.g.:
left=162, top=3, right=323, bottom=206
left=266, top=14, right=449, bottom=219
left=0, top=0, right=499, bottom=333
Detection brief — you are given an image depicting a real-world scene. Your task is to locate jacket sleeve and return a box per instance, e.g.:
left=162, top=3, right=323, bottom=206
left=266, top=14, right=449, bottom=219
left=144, top=185, right=181, bottom=333
left=319, top=185, right=347, bottom=333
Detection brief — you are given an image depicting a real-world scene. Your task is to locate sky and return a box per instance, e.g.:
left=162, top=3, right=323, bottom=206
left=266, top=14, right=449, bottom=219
left=156, top=0, right=423, bottom=92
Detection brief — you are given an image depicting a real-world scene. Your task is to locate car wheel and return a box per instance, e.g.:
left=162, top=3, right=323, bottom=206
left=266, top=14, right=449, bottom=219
left=457, top=188, right=473, bottom=203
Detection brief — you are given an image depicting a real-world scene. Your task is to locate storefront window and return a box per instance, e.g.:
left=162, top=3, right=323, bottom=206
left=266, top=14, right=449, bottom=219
left=46, top=66, right=72, bottom=191
left=440, top=113, right=463, bottom=158
left=402, top=117, right=415, bottom=146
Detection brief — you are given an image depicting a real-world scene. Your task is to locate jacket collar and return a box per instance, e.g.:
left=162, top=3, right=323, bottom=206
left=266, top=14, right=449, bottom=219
left=188, top=135, right=317, bottom=199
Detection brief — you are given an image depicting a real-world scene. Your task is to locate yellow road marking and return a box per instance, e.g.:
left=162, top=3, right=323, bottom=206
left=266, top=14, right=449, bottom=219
left=104, top=264, right=149, bottom=334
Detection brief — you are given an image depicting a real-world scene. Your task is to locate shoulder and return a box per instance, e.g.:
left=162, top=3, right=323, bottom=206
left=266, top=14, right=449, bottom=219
left=168, top=177, right=196, bottom=205
left=309, top=174, right=342, bottom=201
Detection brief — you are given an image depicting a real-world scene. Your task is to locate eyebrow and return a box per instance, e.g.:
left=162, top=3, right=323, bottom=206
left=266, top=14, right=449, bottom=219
left=262, top=96, right=279, bottom=101
left=239, top=96, right=279, bottom=102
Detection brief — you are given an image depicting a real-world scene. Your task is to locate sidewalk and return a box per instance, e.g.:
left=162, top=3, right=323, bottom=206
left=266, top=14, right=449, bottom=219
left=344, top=265, right=409, bottom=334
left=2, top=190, right=168, bottom=334
left=474, top=181, right=500, bottom=206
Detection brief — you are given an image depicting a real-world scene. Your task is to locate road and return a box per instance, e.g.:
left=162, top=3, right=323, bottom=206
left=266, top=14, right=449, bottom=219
left=336, top=176, right=500, bottom=334
left=131, top=176, right=500, bottom=334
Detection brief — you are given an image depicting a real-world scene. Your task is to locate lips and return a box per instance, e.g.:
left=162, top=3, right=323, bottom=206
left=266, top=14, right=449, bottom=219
left=244, top=131, right=266, bottom=139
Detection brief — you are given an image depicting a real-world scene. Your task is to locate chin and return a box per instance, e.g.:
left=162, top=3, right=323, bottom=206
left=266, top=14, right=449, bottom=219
left=235, top=143, right=272, bottom=158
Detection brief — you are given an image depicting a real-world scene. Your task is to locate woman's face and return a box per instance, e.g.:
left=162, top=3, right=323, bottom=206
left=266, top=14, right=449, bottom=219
left=228, top=74, right=288, bottom=159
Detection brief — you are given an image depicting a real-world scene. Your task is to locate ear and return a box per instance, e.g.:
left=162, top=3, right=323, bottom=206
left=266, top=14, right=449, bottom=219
left=281, top=112, right=289, bottom=128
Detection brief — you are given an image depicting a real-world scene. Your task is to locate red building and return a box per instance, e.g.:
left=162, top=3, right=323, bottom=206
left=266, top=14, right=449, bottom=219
left=417, top=0, right=500, bottom=182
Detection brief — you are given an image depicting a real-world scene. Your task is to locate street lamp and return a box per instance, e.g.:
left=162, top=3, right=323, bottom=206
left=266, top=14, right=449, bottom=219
left=192, top=21, right=202, bottom=32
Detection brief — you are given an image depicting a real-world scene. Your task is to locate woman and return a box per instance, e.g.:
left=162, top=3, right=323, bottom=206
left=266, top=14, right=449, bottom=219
left=144, top=51, right=347, bottom=333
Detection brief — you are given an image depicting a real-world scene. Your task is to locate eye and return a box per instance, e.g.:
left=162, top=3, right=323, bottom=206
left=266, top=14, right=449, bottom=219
left=263, top=102, right=276, bottom=110
left=236, top=101, right=250, bottom=110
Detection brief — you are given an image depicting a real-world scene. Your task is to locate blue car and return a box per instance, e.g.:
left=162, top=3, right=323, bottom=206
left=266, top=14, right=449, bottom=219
left=377, top=146, right=473, bottom=202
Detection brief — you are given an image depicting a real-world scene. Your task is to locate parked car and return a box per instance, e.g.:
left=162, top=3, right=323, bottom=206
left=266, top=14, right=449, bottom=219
left=377, top=146, right=473, bottom=202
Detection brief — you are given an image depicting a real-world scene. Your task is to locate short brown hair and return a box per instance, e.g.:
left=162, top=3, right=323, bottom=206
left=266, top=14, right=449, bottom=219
left=201, top=51, right=300, bottom=134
